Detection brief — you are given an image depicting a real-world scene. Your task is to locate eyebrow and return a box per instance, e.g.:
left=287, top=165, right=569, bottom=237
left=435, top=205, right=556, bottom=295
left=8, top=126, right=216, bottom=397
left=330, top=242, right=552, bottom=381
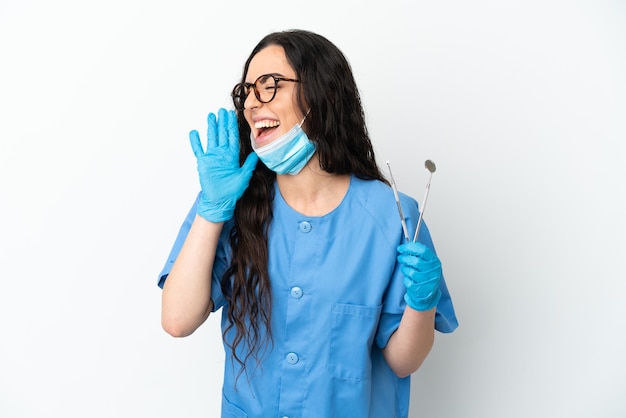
left=244, top=72, right=287, bottom=83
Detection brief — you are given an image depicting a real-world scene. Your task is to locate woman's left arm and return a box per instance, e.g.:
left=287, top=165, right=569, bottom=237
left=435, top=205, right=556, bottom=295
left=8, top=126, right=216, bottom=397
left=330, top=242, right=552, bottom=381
left=382, top=306, right=435, bottom=378
left=382, top=241, right=443, bottom=377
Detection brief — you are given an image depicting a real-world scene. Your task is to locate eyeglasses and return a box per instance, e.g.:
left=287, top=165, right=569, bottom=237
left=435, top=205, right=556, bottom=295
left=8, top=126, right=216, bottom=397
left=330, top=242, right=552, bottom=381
left=231, top=73, right=300, bottom=111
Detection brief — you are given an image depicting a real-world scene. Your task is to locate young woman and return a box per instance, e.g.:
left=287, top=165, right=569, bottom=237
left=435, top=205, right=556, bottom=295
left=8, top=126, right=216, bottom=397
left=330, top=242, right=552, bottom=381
left=159, top=29, right=457, bottom=418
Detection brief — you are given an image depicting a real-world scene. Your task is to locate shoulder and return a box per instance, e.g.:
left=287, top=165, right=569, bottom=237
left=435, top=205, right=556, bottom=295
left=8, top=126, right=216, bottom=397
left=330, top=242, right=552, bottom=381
left=350, top=176, right=391, bottom=200
left=350, top=176, right=418, bottom=216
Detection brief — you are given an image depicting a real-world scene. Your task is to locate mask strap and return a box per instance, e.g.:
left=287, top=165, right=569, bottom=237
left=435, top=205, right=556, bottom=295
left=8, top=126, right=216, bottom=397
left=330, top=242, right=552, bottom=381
left=299, top=108, right=312, bottom=126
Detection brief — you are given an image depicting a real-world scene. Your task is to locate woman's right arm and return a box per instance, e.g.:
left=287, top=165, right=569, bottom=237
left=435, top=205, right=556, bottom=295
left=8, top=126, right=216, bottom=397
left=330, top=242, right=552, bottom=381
left=161, top=215, right=223, bottom=337
left=162, top=108, right=259, bottom=336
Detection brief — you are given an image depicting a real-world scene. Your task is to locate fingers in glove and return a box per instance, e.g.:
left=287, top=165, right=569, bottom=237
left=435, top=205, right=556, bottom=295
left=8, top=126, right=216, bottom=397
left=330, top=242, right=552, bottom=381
left=207, top=112, right=218, bottom=149
left=397, top=242, right=436, bottom=261
left=400, top=265, right=441, bottom=285
left=397, top=253, right=441, bottom=272
left=226, top=109, right=240, bottom=150
left=189, top=130, right=204, bottom=158
left=217, top=108, right=229, bottom=148
left=403, top=276, right=440, bottom=299
left=241, top=152, right=259, bottom=174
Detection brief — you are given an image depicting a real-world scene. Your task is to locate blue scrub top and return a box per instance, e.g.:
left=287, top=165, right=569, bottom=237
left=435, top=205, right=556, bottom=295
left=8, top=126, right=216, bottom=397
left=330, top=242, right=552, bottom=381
left=159, top=175, right=458, bottom=418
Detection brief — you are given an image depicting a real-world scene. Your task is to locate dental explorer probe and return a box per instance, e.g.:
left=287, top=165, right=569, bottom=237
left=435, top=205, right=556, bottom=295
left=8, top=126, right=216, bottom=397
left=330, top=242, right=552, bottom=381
left=386, top=161, right=410, bottom=242
left=413, top=160, right=437, bottom=242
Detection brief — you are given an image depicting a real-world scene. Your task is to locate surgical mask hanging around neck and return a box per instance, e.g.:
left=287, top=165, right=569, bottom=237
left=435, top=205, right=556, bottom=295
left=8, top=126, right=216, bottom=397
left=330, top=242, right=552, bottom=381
left=250, top=112, right=315, bottom=175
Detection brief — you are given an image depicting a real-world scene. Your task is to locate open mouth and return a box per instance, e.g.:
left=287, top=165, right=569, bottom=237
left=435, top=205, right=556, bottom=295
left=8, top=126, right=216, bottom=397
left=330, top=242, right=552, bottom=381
left=254, top=119, right=280, bottom=143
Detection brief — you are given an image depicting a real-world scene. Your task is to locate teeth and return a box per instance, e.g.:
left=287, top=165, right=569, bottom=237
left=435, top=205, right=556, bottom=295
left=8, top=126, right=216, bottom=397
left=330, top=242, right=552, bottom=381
left=254, top=120, right=280, bottom=129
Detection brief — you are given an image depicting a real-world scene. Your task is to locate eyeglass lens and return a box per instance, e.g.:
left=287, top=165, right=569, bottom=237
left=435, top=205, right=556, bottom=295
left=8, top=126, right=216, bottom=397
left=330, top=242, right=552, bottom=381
left=232, top=75, right=278, bottom=110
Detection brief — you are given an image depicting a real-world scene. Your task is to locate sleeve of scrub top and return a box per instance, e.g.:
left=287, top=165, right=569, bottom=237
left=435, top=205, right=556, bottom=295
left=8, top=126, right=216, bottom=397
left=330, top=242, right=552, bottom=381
left=416, top=220, right=458, bottom=333
left=156, top=192, right=230, bottom=312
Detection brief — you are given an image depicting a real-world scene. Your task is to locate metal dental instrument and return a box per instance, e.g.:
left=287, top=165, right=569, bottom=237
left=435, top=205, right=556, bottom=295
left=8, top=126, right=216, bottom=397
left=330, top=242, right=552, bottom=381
left=413, top=160, right=437, bottom=242
left=386, top=161, right=410, bottom=242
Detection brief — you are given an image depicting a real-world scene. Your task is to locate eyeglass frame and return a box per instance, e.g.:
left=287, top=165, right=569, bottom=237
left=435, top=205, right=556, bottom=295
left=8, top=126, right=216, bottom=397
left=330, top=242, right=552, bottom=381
left=231, top=73, right=300, bottom=111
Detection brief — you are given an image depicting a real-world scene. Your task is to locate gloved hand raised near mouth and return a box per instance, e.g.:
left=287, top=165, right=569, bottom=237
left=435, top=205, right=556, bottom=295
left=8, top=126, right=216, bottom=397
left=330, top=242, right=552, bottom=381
left=189, top=108, right=259, bottom=222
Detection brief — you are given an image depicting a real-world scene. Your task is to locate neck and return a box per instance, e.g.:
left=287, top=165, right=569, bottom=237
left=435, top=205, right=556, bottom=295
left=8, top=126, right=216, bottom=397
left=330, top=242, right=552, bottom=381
left=276, top=156, right=351, bottom=217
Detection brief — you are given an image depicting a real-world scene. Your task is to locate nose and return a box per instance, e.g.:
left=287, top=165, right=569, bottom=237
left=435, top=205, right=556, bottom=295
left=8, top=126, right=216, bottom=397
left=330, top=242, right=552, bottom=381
left=244, top=89, right=262, bottom=110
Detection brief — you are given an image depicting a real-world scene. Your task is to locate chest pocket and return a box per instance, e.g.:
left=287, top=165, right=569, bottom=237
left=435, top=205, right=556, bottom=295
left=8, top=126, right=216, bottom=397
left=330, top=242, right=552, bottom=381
left=327, top=303, right=383, bottom=380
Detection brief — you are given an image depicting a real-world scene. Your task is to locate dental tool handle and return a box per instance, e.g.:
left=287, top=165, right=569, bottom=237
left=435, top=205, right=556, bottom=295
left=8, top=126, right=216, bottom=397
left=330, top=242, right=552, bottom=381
left=386, top=161, right=410, bottom=242
left=413, top=173, right=432, bottom=242
left=396, top=200, right=410, bottom=242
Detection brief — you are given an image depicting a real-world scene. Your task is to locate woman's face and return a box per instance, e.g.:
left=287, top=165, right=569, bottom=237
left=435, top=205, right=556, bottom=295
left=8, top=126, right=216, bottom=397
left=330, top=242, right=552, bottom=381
left=243, top=45, right=305, bottom=148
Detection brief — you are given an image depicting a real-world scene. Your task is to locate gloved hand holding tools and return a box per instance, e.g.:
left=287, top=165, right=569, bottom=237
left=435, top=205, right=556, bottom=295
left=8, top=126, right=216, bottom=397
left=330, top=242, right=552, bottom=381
left=397, top=242, right=442, bottom=312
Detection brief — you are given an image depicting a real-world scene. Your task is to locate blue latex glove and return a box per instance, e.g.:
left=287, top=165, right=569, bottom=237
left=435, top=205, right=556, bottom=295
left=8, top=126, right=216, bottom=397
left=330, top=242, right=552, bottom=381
left=189, top=108, right=259, bottom=222
left=397, top=242, right=442, bottom=311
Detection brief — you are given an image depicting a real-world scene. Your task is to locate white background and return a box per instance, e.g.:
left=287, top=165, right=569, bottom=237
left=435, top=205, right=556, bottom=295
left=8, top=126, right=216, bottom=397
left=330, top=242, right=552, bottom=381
left=1, top=0, right=625, bottom=417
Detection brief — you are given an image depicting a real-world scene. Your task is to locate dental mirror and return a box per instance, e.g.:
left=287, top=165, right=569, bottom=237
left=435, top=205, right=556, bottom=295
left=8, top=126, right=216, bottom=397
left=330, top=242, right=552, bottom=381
left=412, top=160, right=436, bottom=242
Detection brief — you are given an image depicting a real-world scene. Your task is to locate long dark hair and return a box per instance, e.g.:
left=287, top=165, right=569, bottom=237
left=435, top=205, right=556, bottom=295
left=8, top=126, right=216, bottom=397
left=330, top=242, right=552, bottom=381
left=222, top=29, right=388, bottom=375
